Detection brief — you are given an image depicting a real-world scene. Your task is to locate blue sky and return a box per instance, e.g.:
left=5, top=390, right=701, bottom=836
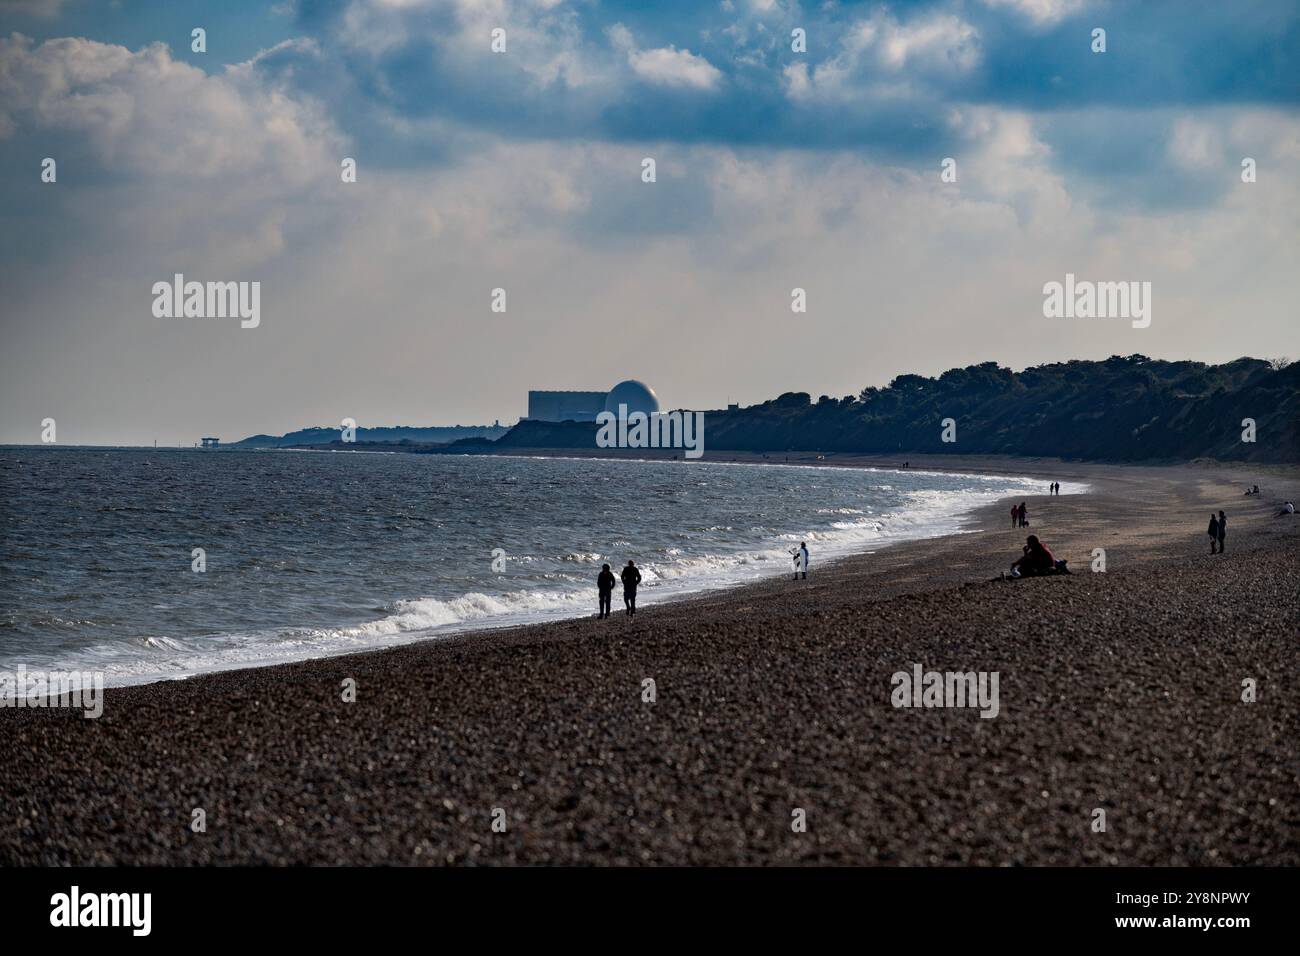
left=1, top=0, right=1297, bottom=443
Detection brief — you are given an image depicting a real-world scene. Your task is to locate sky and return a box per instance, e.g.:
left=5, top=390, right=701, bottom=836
left=0, top=0, right=1297, bottom=445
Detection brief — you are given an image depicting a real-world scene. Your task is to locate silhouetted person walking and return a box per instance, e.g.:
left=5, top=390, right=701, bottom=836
left=1207, top=513, right=1219, bottom=553
left=1010, top=505, right=1018, bottom=529
left=621, top=560, right=641, bottom=616
left=1018, top=502, right=1028, bottom=528
left=597, top=563, right=616, bottom=619
left=1217, top=510, right=1227, bottom=553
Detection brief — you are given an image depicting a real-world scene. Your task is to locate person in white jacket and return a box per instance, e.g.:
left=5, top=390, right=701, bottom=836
left=793, top=541, right=809, bottom=580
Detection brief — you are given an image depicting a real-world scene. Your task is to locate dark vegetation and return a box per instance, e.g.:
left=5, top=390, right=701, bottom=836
left=233, top=424, right=508, bottom=447
left=485, top=356, right=1299, bottom=463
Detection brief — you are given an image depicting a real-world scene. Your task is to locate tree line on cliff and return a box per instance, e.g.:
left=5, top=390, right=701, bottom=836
left=486, top=355, right=1298, bottom=462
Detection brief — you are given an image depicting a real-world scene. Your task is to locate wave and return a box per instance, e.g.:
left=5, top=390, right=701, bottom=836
left=4, top=462, right=1088, bottom=687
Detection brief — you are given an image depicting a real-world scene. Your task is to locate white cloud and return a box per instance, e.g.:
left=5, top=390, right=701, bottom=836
left=606, top=22, right=722, bottom=91
left=867, top=13, right=980, bottom=72
left=1167, top=116, right=1224, bottom=172
left=333, top=0, right=610, bottom=90
left=628, top=44, right=723, bottom=90
left=0, top=34, right=342, bottom=183
left=946, top=106, right=1074, bottom=228
left=981, top=0, right=1087, bottom=27
left=784, top=10, right=980, bottom=101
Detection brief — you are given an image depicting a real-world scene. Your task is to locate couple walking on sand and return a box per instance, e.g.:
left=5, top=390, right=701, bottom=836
left=597, top=560, right=641, bottom=618
left=1011, top=502, right=1029, bottom=528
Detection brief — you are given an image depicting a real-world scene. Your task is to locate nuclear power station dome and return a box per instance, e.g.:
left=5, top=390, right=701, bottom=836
left=604, top=380, right=660, bottom=417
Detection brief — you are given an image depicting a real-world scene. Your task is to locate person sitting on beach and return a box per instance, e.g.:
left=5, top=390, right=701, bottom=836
left=1010, top=535, right=1056, bottom=577
left=597, top=563, right=616, bottom=619
left=1207, top=513, right=1219, bottom=554
left=621, top=560, right=642, bottom=617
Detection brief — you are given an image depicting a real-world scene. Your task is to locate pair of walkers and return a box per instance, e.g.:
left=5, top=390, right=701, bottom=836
left=597, top=561, right=641, bottom=618
left=1011, top=502, right=1029, bottom=528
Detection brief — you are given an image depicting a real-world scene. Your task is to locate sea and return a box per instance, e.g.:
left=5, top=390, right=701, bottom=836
left=0, top=447, right=1083, bottom=686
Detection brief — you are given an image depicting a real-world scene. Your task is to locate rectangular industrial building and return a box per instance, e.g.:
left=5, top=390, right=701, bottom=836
left=526, top=390, right=607, bottom=422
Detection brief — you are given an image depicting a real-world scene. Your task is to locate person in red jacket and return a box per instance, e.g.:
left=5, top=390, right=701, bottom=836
left=1011, top=535, right=1055, bottom=577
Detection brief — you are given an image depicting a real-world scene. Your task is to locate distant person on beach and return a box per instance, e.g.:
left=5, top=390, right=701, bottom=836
left=1010, top=504, right=1018, bottom=529
left=793, top=541, right=809, bottom=580
left=596, top=563, right=616, bottom=619
left=1010, top=535, right=1057, bottom=577
left=621, top=560, right=641, bottom=616
left=1018, top=502, right=1028, bottom=528
left=1217, top=510, right=1227, bottom=553
left=1207, top=513, right=1220, bottom=553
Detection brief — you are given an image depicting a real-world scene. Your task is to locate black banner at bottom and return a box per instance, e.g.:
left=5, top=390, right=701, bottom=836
left=0, top=866, right=1284, bottom=942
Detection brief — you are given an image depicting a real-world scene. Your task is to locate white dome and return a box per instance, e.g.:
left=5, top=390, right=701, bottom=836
left=604, top=380, right=660, bottom=416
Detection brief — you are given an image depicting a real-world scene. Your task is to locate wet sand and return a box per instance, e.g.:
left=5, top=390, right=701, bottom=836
left=2, top=455, right=1297, bottom=865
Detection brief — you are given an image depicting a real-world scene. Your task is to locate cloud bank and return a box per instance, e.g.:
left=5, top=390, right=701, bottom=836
left=0, top=0, right=1296, bottom=444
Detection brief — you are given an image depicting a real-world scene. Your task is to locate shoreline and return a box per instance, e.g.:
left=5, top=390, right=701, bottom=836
left=3, top=455, right=1297, bottom=864
left=14, top=453, right=1083, bottom=691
